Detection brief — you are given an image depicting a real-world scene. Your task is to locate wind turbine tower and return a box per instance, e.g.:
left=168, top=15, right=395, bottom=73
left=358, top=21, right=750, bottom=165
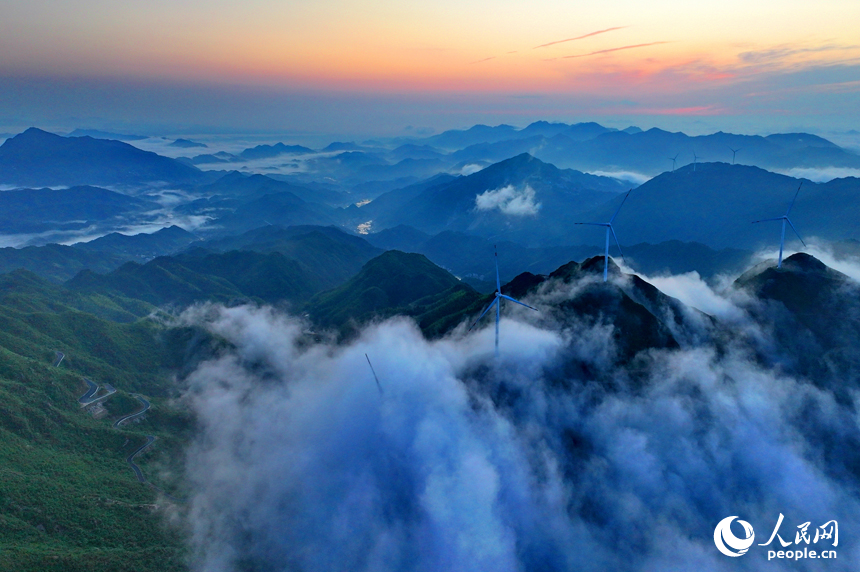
left=469, top=246, right=538, bottom=357
left=752, top=182, right=806, bottom=268
left=575, top=190, right=631, bottom=282
left=365, top=354, right=383, bottom=394
left=693, top=151, right=701, bottom=172
left=669, top=153, right=679, bottom=172
left=729, top=146, right=741, bottom=164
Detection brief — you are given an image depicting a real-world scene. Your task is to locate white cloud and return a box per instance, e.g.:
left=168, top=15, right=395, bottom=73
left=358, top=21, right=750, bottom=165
left=475, top=184, right=541, bottom=216
left=459, top=163, right=484, bottom=176
left=177, top=267, right=860, bottom=572
left=586, top=170, right=652, bottom=186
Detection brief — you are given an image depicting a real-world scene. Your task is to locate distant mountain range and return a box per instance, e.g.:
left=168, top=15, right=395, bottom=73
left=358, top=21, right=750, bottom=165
left=575, top=162, right=860, bottom=250
left=0, top=128, right=204, bottom=187
left=406, top=121, right=860, bottom=175
left=67, top=128, right=149, bottom=141
left=65, top=226, right=384, bottom=308
left=355, top=153, right=627, bottom=243
left=74, top=225, right=201, bottom=259
left=358, top=157, right=860, bottom=252
left=197, top=171, right=348, bottom=206
left=169, top=138, right=207, bottom=149
left=0, top=124, right=857, bottom=283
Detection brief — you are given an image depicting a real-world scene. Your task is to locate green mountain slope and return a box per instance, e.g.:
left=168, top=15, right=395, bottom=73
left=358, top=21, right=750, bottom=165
left=306, top=250, right=483, bottom=335
left=198, top=225, right=383, bottom=290
left=0, top=272, right=201, bottom=571
left=0, top=245, right=127, bottom=284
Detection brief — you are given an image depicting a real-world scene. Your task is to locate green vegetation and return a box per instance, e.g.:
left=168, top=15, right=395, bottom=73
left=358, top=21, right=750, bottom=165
left=0, top=241, right=698, bottom=570
left=0, top=244, right=127, bottom=283
left=305, top=250, right=484, bottom=336
left=0, top=272, right=195, bottom=571
left=0, top=349, right=188, bottom=571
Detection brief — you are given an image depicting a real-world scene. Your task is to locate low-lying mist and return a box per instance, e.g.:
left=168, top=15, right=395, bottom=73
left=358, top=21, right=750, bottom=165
left=177, top=270, right=860, bottom=572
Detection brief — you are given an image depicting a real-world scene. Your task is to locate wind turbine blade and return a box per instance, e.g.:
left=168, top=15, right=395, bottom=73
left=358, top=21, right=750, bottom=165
left=469, top=298, right=498, bottom=331
left=500, top=295, right=538, bottom=311
left=609, top=190, right=631, bottom=224
left=494, top=245, right=501, bottom=292
left=574, top=222, right=607, bottom=227
left=610, top=225, right=625, bottom=262
left=786, top=181, right=803, bottom=216
left=752, top=217, right=783, bottom=224
left=365, top=354, right=383, bottom=394
left=786, top=218, right=807, bottom=247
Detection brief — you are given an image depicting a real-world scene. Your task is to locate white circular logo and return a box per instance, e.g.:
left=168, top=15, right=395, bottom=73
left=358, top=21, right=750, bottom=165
left=714, top=516, right=756, bottom=557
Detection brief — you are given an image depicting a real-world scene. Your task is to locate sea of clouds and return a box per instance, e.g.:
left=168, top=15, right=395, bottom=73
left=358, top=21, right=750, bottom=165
left=174, top=266, right=860, bottom=572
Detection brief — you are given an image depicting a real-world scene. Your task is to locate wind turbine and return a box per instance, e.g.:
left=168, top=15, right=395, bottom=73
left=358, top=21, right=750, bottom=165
left=729, top=146, right=741, bottom=164
left=469, top=246, right=537, bottom=358
left=752, top=182, right=806, bottom=269
left=365, top=354, right=382, bottom=394
left=692, top=150, right=701, bottom=172
left=669, top=153, right=679, bottom=172
left=574, top=190, right=631, bottom=282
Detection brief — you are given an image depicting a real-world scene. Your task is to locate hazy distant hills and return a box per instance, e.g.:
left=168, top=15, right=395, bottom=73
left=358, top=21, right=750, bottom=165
left=0, top=185, right=157, bottom=234
left=365, top=153, right=627, bottom=243
left=74, top=225, right=201, bottom=259
left=169, top=138, right=207, bottom=149
left=67, top=226, right=384, bottom=307
left=209, top=190, right=343, bottom=234
left=0, top=123, right=857, bottom=285
left=409, top=121, right=860, bottom=175
left=67, top=128, right=148, bottom=141
left=365, top=226, right=752, bottom=286
left=0, top=128, right=203, bottom=187
left=239, top=142, right=314, bottom=160
left=198, top=171, right=348, bottom=206
left=0, top=226, right=201, bottom=282
left=581, top=162, right=860, bottom=250
left=534, top=127, right=860, bottom=174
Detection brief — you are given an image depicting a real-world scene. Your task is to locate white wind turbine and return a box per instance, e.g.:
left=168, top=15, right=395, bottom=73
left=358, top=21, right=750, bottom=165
left=669, top=153, right=679, bottom=172
left=469, top=246, right=537, bottom=358
left=752, top=182, right=806, bottom=269
left=693, top=150, right=701, bottom=172
left=575, top=190, right=631, bottom=282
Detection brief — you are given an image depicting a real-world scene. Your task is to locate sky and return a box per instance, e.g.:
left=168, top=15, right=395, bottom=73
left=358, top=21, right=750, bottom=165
left=1, top=0, right=859, bottom=139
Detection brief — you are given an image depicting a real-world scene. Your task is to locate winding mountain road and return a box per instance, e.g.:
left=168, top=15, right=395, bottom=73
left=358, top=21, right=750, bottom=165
left=126, top=435, right=156, bottom=483
left=53, top=351, right=65, bottom=367
left=65, top=357, right=179, bottom=499
left=78, top=379, right=117, bottom=406
left=113, top=395, right=150, bottom=428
